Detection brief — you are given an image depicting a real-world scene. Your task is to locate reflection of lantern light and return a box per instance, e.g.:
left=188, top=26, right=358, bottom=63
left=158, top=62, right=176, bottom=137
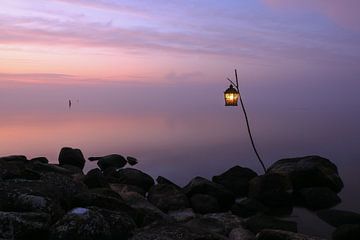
left=224, top=85, right=239, bottom=106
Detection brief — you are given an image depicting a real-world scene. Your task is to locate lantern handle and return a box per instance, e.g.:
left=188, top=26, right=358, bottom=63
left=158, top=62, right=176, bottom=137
left=227, top=78, right=237, bottom=88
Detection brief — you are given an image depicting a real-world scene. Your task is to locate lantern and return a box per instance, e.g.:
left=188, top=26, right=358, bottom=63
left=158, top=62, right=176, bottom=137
left=224, top=85, right=239, bottom=106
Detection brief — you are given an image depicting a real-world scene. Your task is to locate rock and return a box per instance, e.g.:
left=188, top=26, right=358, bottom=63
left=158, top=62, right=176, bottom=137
left=185, top=217, right=226, bottom=235
left=245, top=214, right=297, bottom=234
left=213, top=166, right=258, bottom=196
left=317, top=209, right=360, bottom=227
left=60, top=164, right=83, bottom=174
left=30, top=157, right=49, bottom=164
left=148, top=184, right=189, bottom=212
left=83, top=168, right=109, bottom=189
left=91, top=154, right=127, bottom=171
left=127, top=156, right=138, bottom=166
left=248, top=174, right=293, bottom=215
left=120, top=191, right=172, bottom=227
left=256, top=229, right=327, bottom=240
left=32, top=163, right=74, bottom=175
left=0, top=211, right=50, bottom=240
left=168, top=208, right=196, bottom=222
left=0, top=159, right=40, bottom=180
left=229, top=226, right=255, bottom=240
left=295, top=187, right=341, bottom=210
left=58, top=147, right=85, bottom=169
left=110, top=183, right=146, bottom=196
left=89, top=207, right=137, bottom=240
left=231, top=198, right=267, bottom=218
left=202, top=212, right=244, bottom=235
left=332, top=224, right=360, bottom=240
left=0, top=155, right=27, bottom=162
left=105, top=168, right=155, bottom=192
left=183, top=176, right=235, bottom=210
left=49, top=208, right=111, bottom=240
left=190, top=194, right=220, bottom=214
left=130, top=223, right=227, bottom=240
left=156, top=176, right=181, bottom=189
left=267, top=155, right=343, bottom=193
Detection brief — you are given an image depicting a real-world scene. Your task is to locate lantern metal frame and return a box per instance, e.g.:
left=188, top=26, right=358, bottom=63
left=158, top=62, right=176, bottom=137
left=226, top=69, right=267, bottom=173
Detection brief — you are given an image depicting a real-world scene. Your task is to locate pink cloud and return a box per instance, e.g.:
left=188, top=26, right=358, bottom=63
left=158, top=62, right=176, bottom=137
left=263, top=0, right=360, bottom=31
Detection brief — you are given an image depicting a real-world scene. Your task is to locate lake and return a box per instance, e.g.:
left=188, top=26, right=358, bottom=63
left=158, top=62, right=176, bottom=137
left=0, top=80, right=359, bottom=238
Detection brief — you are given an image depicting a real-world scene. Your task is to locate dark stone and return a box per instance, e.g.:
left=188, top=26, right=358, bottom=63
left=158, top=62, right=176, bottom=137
left=257, top=229, right=327, bottom=240
left=156, top=176, right=181, bottom=190
left=83, top=168, right=109, bottom=189
left=90, top=154, right=127, bottom=171
left=30, top=157, right=49, bottom=164
left=130, top=223, right=227, bottom=240
left=248, top=174, right=293, bottom=215
left=0, top=155, right=27, bottom=162
left=105, top=168, right=155, bottom=192
left=231, top=198, right=267, bottom=218
left=110, top=183, right=146, bottom=196
left=185, top=217, right=226, bottom=235
left=268, top=155, right=343, bottom=193
left=332, top=224, right=360, bottom=240
left=0, top=159, right=40, bottom=180
left=201, top=212, right=244, bottom=235
left=190, top=194, right=220, bottom=214
left=183, top=176, right=235, bottom=210
left=212, top=166, right=257, bottom=196
left=127, top=156, right=138, bottom=166
left=245, top=214, right=297, bottom=234
left=32, top=163, right=74, bottom=175
left=0, top=211, right=50, bottom=240
left=148, top=184, right=189, bottom=212
left=49, top=208, right=111, bottom=240
left=296, top=187, right=341, bottom=210
left=60, top=164, right=83, bottom=174
left=317, top=209, right=360, bottom=227
left=58, top=147, right=85, bottom=169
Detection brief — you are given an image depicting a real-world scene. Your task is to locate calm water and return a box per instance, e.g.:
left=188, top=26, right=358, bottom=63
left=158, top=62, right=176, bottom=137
left=1, top=80, right=359, bottom=238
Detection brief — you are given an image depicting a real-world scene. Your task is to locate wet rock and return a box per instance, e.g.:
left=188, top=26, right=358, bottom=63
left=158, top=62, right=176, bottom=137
left=248, top=174, right=293, bottom=215
left=332, top=224, right=360, bottom=240
left=317, top=209, right=360, bottom=227
left=213, top=166, right=258, bottom=196
left=148, top=184, right=189, bottom=212
left=229, top=226, right=255, bottom=240
left=110, top=183, right=146, bottom=196
left=168, top=208, right=196, bottom=222
left=185, top=217, right=226, bottom=235
left=245, top=214, right=297, bottom=234
left=296, top=187, right=341, bottom=210
left=267, top=155, right=343, bottom=193
left=156, top=176, right=181, bottom=189
left=184, top=176, right=235, bottom=210
left=106, top=168, right=155, bottom=192
left=49, top=208, right=111, bottom=240
left=91, top=154, right=127, bottom=171
left=30, top=157, right=49, bottom=164
left=127, top=156, right=138, bottom=166
left=256, top=229, right=327, bottom=240
left=58, top=147, right=85, bottom=169
left=130, top=223, right=227, bottom=240
left=0, top=211, right=50, bottom=240
left=231, top=198, right=267, bottom=218
left=120, top=191, right=172, bottom=227
left=202, top=212, right=244, bottom=235
left=190, top=194, right=220, bottom=214
left=83, top=168, right=109, bottom=189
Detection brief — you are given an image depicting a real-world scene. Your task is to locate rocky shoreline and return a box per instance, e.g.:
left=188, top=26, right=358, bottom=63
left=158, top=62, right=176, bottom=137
left=1, top=147, right=359, bottom=240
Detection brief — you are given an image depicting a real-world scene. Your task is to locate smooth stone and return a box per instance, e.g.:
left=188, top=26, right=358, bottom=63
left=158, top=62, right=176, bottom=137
left=229, top=226, right=255, bottom=240
left=168, top=208, right=196, bottom=222
left=296, top=187, right=341, bottom=210
left=256, top=229, right=327, bottom=240
left=317, top=209, right=360, bottom=227
left=93, top=154, right=127, bottom=171
left=110, top=183, right=146, bottom=196
left=127, top=156, right=138, bottom=166
left=245, top=214, right=297, bottom=234
left=148, top=184, right=189, bottom=212
left=332, top=224, right=360, bottom=240
left=30, top=157, right=49, bottom=164
left=156, top=176, right=181, bottom=190
left=83, top=168, right=109, bottom=189
left=190, top=194, right=221, bottom=214
left=231, top=198, right=267, bottom=218
left=58, top=147, right=85, bottom=169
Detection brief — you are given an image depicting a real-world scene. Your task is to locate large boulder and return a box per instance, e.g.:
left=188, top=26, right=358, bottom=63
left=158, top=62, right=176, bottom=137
left=317, top=209, right=360, bottom=227
left=212, top=166, right=257, bottom=196
left=267, top=156, right=343, bottom=193
left=105, top=168, right=155, bottom=192
left=248, top=173, right=293, bottom=215
left=183, top=177, right=235, bottom=210
left=83, top=168, right=109, bottom=189
left=201, top=212, right=244, bottom=235
left=332, top=224, right=360, bottom=240
left=58, top=147, right=86, bottom=169
left=231, top=198, right=267, bottom=218
left=190, top=194, right=220, bottom=214
left=295, top=187, right=341, bottom=210
left=49, top=208, right=111, bottom=240
left=0, top=211, right=50, bottom=240
left=148, top=184, right=189, bottom=212
left=168, top=208, right=196, bottom=222
left=127, top=156, right=138, bottom=166
left=245, top=214, right=297, bottom=234
left=156, top=176, right=181, bottom=190
left=89, top=154, right=127, bottom=171
left=0, top=156, right=40, bottom=180
left=229, top=226, right=255, bottom=240
left=0, top=155, right=27, bottom=162
left=256, top=229, right=327, bottom=240
left=110, top=183, right=146, bottom=196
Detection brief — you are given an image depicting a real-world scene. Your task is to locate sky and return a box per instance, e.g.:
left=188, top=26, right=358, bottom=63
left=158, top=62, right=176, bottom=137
left=0, top=0, right=359, bottom=85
